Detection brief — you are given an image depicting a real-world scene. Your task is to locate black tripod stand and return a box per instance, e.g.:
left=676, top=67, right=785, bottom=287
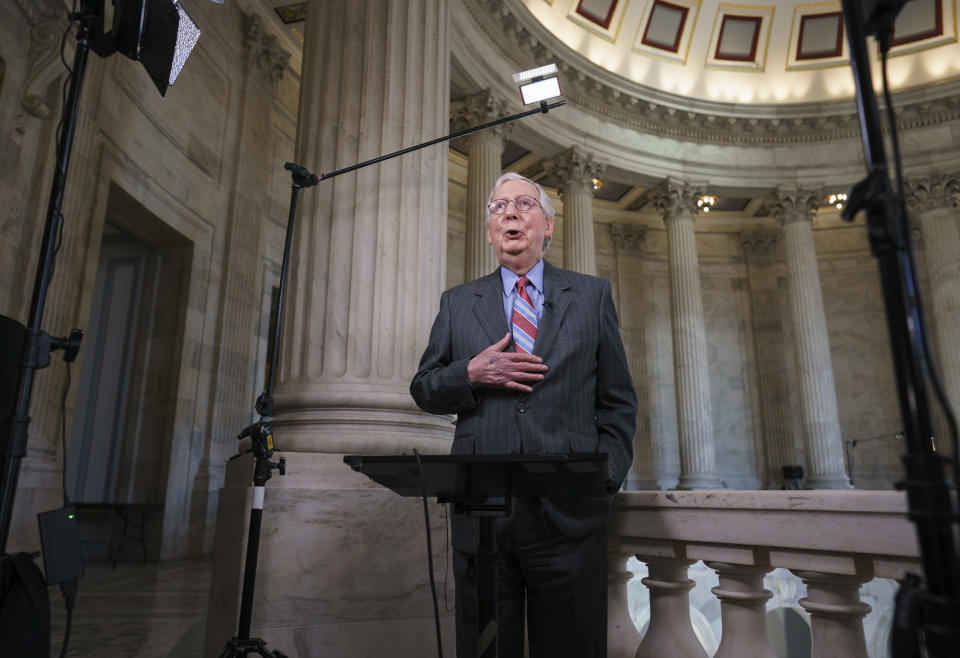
left=218, top=164, right=317, bottom=658
left=840, top=1, right=960, bottom=655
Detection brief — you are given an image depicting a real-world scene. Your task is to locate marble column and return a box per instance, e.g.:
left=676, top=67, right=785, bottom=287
left=544, top=145, right=604, bottom=274
left=905, top=172, right=960, bottom=451
left=610, top=224, right=656, bottom=489
left=740, top=230, right=796, bottom=488
left=275, top=0, right=451, bottom=452
left=652, top=178, right=721, bottom=490
left=451, top=89, right=512, bottom=280
left=773, top=188, right=851, bottom=489
left=207, top=2, right=455, bottom=655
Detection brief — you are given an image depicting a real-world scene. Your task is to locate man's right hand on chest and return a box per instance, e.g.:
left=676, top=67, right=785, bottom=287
left=466, top=332, right=549, bottom=393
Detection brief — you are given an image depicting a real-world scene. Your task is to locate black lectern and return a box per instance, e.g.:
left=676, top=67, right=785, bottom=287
left=343, top=453, right=610, bottom=658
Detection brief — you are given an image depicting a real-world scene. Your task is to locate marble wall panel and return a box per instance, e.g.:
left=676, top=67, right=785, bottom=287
left=112, top=44, right=231, bottom=182
left=644, top=262, right=681, bottom=487
left=819, top=255, right=901, bottom=489
left=701, top=269, right=762, bottom=489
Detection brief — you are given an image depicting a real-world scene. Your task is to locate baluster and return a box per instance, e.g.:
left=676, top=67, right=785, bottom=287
left=793, top=570, right=871, bottom=658
left=635, top=556, right=707, bottom=658
left=705, top=561, right=777, bottom=658
left=607, top=549, right=642, bottom=657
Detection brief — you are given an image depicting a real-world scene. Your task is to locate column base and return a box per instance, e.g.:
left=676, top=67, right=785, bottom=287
left=272, top=381, right=455, bottom=454
left=676, top=474, right=724, bottom=490
left=204, top=452, right=455, bottom=658
left=625, top=476, right=661, bottom=491
left=804, top=475, right=853, bottom=490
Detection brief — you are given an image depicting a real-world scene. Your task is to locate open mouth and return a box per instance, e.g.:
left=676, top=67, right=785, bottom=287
left=505, top=229, right=522, bottom=239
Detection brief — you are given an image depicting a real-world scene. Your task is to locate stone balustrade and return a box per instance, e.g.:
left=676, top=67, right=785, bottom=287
left=607, top=490, right=921, bottom=657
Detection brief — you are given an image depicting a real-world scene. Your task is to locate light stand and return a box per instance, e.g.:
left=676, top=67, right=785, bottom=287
left=839, top=1, right=960, bottom=655
left=0, top=2, right=207, bottom=654
left=220, top=98, right=566, bottom=658
left=0, top=8, right=93, bottom=557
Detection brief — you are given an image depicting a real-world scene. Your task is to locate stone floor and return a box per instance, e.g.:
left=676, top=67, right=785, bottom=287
left=49, top=559, right=213, bottom=658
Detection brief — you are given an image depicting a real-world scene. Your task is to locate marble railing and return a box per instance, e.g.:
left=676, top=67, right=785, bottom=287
left=606, top=490, right=921, bottom=658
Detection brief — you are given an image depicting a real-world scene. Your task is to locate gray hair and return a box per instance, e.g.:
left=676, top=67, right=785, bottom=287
left=485, top=172, right=555, bottom=251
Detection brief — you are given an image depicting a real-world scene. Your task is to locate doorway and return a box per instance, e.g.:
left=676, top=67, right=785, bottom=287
left=66, top=186, right=190, bottom=562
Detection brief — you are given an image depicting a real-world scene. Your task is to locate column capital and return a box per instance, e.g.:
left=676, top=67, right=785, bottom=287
left=651, top=178, right=705, bottom=224
left=740, top=229, right=780, bottom=262
left=610, top=223, right=646, bottom=253
left=243, top=14, right=291, bottom=88
left=543, top=145, right=606, bottom=195
left=771, top=187, right=821, bottom=225
left=450, top=89, right=514, bottom=141
left=16, top=0, right=66, bottom=126
left=904, top=171, right=960, bottom=215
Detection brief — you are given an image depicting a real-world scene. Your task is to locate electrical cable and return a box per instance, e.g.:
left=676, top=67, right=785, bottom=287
left=880, top=41, right=960, bottom=486
left=413, top=449, right=444, bottom=658
left=52, top=7, right=79, bottom=275
left=58, top=577, right=78, bottom=658
left=444, top=503, right=454, bottom=613
left=60, top=361, right=72, bottom=506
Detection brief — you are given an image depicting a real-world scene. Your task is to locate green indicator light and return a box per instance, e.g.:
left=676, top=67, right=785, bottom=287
left=68, top=514, right=75, bottom=519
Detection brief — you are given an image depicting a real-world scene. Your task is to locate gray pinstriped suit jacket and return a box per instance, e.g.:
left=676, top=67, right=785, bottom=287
left=410, top=261, right=637, bottom=551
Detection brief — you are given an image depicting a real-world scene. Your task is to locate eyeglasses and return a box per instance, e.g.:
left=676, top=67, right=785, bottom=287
left=488, top=195, right=540, bottom=215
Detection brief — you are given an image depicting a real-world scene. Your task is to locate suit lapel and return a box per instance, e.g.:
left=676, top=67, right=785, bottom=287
left=533, top=261, right=572, bottom=356
left=472, top=269, right=509, bottom=345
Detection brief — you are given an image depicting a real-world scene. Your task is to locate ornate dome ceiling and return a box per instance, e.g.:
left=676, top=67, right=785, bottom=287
left=517, top=0, right=960, bottom=105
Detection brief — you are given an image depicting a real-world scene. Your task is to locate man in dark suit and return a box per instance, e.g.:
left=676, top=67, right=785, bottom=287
left=410, top=173, right=637, bottom=658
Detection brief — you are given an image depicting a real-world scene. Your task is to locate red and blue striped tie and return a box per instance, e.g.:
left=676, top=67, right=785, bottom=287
left=511, top=276, right=538, bottom=354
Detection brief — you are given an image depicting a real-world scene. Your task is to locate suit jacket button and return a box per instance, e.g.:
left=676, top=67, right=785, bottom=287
left=517, top=404, right=526, bottom=413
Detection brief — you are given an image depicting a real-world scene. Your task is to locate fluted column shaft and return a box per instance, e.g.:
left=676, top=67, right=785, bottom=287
left=775, top=189, right=850, bottom=489
left=209, top=15, right=289, bottom=464
left=274, top=0, right=451, bottom=452
left=741, top=230, right=796, bottom=487
left=452, top=90, right=511, bottom=280
left=906, top=173, right=960, bottom=449
left=653, top=179, right=720, bottom=490
left=545, top=145, right=604, bottom=274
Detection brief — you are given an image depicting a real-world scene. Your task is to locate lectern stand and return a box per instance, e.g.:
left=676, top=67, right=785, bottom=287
left=343, top=453, right=610, bottom=658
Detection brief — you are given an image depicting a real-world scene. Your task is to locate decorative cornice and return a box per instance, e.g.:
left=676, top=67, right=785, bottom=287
left=244, top=15, right=291, bottom=88
left=651, top=178, right=705, bottom=223
left=771, top=188, right=821, bottom=225
left=542, top=145, right=606, bottom=194
left=903, top=171, right=960, bottom=215
left=462, top=0, right=960, bottom=145
left=610, top=223, right=646, bottom=253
